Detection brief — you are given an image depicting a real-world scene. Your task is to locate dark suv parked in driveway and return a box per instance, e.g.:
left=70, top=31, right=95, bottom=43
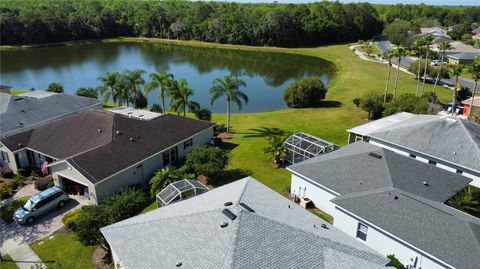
left=13, top=186, right=68, bottom=225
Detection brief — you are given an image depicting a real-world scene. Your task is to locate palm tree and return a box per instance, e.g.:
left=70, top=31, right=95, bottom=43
left=392, top=47, right=406, bottom=99
left=209, top=75, right=248, bottom=133
left=145, top=70, right=174, bottom=113
left=468, top=55, right=480, bottom=119
left=447, top=186, right=480, bottom=218
left=383, top=51, right=394, bottom=104
left=449, top=64, right=464, bottom=115
left=421, top=35, right=435, bottom=95
left=123, top=69, right=147, bottom=107
left=411, top=39, right=425, bottom=96
left=97, top=71, right=121, bottom=104
left=432, top=41, right=453, bottom=94
left=149, top=167, right=181, bottom=198
left=169, top=79, right=200, bottom=116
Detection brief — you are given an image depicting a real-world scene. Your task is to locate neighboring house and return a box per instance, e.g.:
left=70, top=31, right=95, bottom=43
left=447, top=52, right=480, bottom=65
left=0, top=91, right=102, bottom=138
left=462, top=97, right=480, bottom=117
left=288, top=142, right=478, bottom=269
left=101, top=177, right=390, bottom=269
left=0, top=109, right=214, bottom=203
left=420, top=27, right=448, bottom=36
left=415, top=29, right=452, bottom=45
left=347, top=113, right=480, bottom=187
left=472, top=27, right=480, bottom=40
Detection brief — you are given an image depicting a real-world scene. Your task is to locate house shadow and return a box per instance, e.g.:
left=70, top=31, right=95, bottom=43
left=220, top=141, right=239, bottom=152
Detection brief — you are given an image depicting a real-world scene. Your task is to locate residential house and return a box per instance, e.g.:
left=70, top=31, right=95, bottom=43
left=0, top=91, right=102, bottom=138
left=462, top=97, right=480, bottom=117
left=0, top=108, right=214, bottom=203
left=447, top=52, right=479, bottom=65
left=347, top=113, right=480, bottom=187
left=288, top=142, right=478, bottom=269
left=472, top=27, right=480, bottom=40
left=416, top=29, right=452, bottom=45
left=101, top=177, right=390, bottom=269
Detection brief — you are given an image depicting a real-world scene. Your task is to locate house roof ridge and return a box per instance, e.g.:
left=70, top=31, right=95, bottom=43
left=458, top=118, right=480, bottom=154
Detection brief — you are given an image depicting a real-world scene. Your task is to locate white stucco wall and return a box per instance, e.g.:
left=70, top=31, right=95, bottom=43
left=290, top=172, right=339, bottom=216
left=332, top=206, right=454, bottom=269
left=369, top=139, right=480, bottom=188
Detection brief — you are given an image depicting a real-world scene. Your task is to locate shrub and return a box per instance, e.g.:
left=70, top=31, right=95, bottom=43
left=12, top=174, right=24, bottom=189
left=46, top=82, right=64, bottom=93
left=387, top=254, right=405, bottom=269
left=360, top=91, right=385, bottom=119
left=62, top=208, right=83, bottom=231
left=353, top=98, right=361, bottom=107
left=456, top=87, right=471, bottom=103
left=149, top=167, right=183, bottom=197
left=104, top=186, right=149, bottom=222
left=408, top=59, right=431, bottom=78
left=384, top=94, right=429, bottom=116
left=34, top=177, right=53, bottom=191
left=75, top=87, right=98, bottom=98
left=0, top=181, right=14, bottom=199
left=0, top=196, right=31, bottom=223
left=195, top=108, right=212, bottom=121
left=186, top=146, right=229, bottom=178
left=134, top=93, right=148, bottom=109
left=150, top=103, right=162, bottom=113
left=75, top=205, right=111, bottom=249
left=283, top=77, right=326, bottom=108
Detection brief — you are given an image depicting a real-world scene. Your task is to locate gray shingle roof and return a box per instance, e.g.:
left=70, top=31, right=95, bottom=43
left=370, top=115, right=480, bottom=172
left=289, top=141, right=471, bottom=202
left=332, top=190, right=480, bottom=269
left=0, top=92, right=102, bottom=137
left=101, top=177, right=389, bottom=269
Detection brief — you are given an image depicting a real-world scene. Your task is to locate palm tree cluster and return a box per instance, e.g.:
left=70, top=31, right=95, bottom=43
left=382, top=35, right=480, bottom=118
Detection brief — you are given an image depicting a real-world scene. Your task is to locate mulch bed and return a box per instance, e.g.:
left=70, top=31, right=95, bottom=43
left=217, top=132, right=234, bottom=140
left=91, top=246, right=111, bottom=269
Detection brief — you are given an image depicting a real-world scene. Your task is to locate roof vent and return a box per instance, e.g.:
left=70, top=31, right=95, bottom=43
left=97, top=128, right=102, bottom=133
left=422, top=181, right=429, bottom=186
left=222, top=209, right=237, bottom=221
left=288, top=205, right=291, bottom=208
left=18, top=143, right=23, bottom=147
left=224, top=202, right=233, bottom=206
left=129, top=137, right=135, bottom=142
left=368, top=152, right=383, bottom=159
left=239, top=202, right=255, bottom=213
left=220, top=222, right=229, bottom=228
left=394, top=195, right=399, bottom=200
left=176, top=261, right=182, bottom=267
left=321, top=224, right=328, bottom=229
left=452, top=151, right=456, bottom=155
left=18, top=122, right=24, bottom=126
left=21, top=109, right=25, bottom=113
left=115, top=130, right=121, bottom=135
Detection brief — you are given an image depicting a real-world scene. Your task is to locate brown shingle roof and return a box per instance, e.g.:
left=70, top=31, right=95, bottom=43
left=1, top=110, right=214, bottom=183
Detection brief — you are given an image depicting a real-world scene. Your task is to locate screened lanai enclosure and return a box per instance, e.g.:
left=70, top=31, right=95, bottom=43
left=284, top=132, right=339, bottom=164
left=156, top=179, right=209, bottom=207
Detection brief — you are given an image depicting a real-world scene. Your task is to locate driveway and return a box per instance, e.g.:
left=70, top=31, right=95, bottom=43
left=0, top=198, right=82, bottom=268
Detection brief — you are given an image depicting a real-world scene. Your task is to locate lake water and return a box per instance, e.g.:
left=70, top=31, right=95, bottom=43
left=0, top=42, right=335, bottom=113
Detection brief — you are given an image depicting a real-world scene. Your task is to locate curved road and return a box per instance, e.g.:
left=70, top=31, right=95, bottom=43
left=374, top=35, right=475, bottom=90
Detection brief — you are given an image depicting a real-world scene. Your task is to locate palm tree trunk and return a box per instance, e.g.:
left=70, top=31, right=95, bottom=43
left=227, top=98, right=231, bottom=133
left=421, top=49, right=429, bottom=95
left=452, top=76, right=459, bottom=115
left=469, top=78, right=478, bottom=118
left=432, top=52, right=445, bottom=94
left=393, top=57, right=401, bottom=99
left=184, top=104, right=186, bottom=117
left=384, top=62, right=391, bottom=104
left=416, top=54, right=421, bottom=97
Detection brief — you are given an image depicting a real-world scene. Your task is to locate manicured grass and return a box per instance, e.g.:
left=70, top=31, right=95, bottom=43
left=461, top=68, right=473, bottom=80
left=141, top=201, right=157, bottom=214
left=30, top=233, right=95, bottom=269
left=0, top=196, right=31, bottom=224
left=0, top=255, right=18, bottom=269
left=8, top=89, right=27, bottom=95
left=308, top=208, right=334, bottom=224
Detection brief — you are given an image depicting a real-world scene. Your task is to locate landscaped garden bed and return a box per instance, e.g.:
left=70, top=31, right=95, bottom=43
left=0, top=196, right=31, bottom=223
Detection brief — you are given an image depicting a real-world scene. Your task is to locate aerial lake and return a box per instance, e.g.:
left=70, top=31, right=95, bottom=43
left=0, top=42, right=335, bottom=113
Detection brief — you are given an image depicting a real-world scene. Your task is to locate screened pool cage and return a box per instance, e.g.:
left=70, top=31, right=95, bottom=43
left=284, top=132, right=339, bottom=164
left=156, top=179, right=209, bottom=207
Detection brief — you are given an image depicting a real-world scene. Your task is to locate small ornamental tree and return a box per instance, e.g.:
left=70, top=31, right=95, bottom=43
left=186, top=146, right=229, bottom=178
left=360, top=91, right=385, bottom=119
left=283, top=76, right=326, bottom=108
left=195, top=108, right=212, bottom=121
left=150, top=103, right=163, bottom=113
left=75, top=204, right=111, bottom=250
left=46, top=82, right=64, bottom=93
left=75, top=87, right=98, bottom=99
left=104, top=187, right=149, bottom=222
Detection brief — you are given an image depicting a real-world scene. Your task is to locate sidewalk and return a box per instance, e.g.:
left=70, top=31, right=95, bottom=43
left=2, top=242, right=44, bottom=269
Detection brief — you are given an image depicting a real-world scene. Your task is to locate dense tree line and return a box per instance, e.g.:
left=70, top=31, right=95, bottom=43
left=0, top=0, right=383, bottom=47
left=375, top=4, right=480, bottom=27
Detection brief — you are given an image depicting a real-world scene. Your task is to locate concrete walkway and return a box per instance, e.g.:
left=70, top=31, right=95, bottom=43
left=0, top=183, right=40, bottom=208
left=2, top=243, right=44, bottom=269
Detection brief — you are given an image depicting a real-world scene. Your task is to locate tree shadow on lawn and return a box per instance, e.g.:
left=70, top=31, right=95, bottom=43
left=206, top=169, right=252, bottom=188
left=311, top=100, right=342, bottom=108
left=242, top=127, right=290, bottom=138
left=220, top=141, right=239, bottom=152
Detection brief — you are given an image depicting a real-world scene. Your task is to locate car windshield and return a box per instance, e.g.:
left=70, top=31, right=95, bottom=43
left=23, top=199, right=36, bottom=211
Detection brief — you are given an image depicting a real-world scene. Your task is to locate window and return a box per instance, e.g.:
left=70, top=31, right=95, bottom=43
left=183, top=139, right=193, bottom=149
left=428, top=160, right=437, bottom=166
left=1, top=151, right=9, bottom=163
left=456, top=170, right=463, bottom=175
left=163, top=147, right=178, bottom=165
left=356, top=223, right=368, bottom=241
left=409, top=154, right=416, bottom=159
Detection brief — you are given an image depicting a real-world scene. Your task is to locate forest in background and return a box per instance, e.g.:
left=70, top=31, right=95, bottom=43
left=1, top=1, right=479, bottom=47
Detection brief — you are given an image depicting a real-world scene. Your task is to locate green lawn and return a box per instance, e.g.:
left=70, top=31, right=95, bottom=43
left=0, top=196, right=31, bottom=224
left=30, top=233, right=95, bottom=269
left=141, top=200, right=157, bottom=214
left=8, top=89, right=27, bottom=95
left=461, top=68, right=473, bottom=80
left=0, top=256, right=18, bottom=269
